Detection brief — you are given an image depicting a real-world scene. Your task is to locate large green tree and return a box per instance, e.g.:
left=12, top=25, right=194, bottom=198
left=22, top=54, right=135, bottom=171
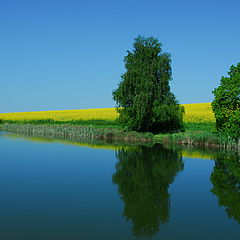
left=212, top=63, right=240, bottom=139
left=112, top=36, right=184, bottom=133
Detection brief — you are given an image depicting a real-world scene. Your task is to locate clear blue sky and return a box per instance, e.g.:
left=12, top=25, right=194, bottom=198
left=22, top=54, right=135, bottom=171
left=1, top=0, right=240, bottom=112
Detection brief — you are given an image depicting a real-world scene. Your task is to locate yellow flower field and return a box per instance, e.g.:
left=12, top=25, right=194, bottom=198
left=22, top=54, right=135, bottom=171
left=183, top=103, right=215, bottom=122
left=0, top=103, right=215, bottom=123
left=0, top=108, right=118, bottom=122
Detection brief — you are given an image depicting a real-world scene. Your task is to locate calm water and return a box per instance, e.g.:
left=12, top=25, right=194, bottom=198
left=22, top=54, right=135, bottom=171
left=0, top=131, right=239, bottom=240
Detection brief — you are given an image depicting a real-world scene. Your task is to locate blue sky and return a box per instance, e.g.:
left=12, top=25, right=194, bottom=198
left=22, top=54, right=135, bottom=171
left=1, top=0, right=240, bottom=112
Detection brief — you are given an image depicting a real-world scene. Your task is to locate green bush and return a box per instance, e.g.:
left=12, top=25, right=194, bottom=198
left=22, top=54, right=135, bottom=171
left=212, top=63, right=240, bottom=140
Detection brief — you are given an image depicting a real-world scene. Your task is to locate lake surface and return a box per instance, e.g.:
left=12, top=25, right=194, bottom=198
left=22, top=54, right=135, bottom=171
left=0, top=131, right=239, bottom=240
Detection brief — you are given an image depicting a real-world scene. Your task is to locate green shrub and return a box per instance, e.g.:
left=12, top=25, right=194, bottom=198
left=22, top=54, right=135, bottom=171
left=212, top=63, right=240, bottom=140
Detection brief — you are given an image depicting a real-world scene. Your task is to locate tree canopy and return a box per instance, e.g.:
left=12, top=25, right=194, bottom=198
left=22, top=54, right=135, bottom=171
left=112, top=35, right=184, bottom=133
left=212, top=63, right=240, bottom=139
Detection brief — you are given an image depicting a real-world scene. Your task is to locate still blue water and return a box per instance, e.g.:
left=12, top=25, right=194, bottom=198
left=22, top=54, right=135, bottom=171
left=0, top=132, right=239, bottom=239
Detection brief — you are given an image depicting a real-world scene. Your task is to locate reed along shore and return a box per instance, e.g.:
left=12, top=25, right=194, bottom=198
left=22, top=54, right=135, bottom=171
left=0, top=123, right=239, bottom=151
left=0, top=123, right=154, bottom=143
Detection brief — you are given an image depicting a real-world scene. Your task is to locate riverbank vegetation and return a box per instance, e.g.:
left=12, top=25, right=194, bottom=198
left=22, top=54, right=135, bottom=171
left=0, top=124, right=154, bottom=143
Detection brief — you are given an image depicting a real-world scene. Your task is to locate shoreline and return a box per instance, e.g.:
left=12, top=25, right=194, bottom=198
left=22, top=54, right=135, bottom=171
left=157, top=133, right=240, bottom=151
left=0, top=123, right=154, bottom=143
left=0, top=123, right=239, bottom=151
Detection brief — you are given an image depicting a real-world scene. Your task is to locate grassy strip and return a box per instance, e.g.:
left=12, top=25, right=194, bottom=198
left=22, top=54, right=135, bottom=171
left=184, top=121, right=215, bottom=132
left=0, top=119, right=119, bottom=128
left=0, top=119, right=215, bottom=131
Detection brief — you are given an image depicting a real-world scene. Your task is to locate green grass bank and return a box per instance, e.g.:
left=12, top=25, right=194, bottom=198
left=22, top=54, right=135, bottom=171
left=0, top=120, right=239, bottom=150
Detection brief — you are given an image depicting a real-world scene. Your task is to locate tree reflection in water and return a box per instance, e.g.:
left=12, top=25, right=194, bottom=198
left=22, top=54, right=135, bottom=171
left=211, top=151, right=240, bottom=224
left=112, top=144, right=184, bottom=237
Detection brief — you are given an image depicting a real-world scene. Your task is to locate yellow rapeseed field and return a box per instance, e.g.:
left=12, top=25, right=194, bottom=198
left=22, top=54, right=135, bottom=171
left=0, top=108, right=118, bottom=122
left=0, top=103, right=215, bottom=123
left=183, top=102, right=215, bottom=122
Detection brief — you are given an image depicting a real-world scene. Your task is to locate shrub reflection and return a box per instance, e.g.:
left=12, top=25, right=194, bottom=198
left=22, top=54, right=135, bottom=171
left=211, top=151, right=240, bottom=224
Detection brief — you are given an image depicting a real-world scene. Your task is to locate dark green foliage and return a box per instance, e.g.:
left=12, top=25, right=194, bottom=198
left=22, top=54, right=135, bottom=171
left=112, top=36, right=184, bottom=133
left=112, top=144, right=183, bottom=237
left=212, top=63, right=240, bottom=140
left=211, top=152, right=240, bottom=224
